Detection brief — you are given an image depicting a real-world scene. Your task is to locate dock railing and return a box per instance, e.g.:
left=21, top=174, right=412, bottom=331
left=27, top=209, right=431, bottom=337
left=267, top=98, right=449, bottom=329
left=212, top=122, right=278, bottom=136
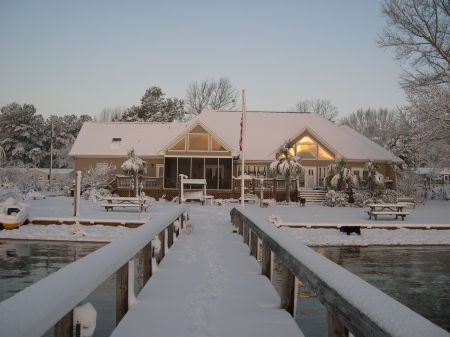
left=230, top=206, right=448, bottom=337
left=0, top=205, right=188, bottom=337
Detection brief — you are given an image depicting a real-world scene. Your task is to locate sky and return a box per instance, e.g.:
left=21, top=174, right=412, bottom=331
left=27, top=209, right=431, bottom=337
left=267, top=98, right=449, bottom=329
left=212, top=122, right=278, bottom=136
left=0, top=0, right=405, bottom=118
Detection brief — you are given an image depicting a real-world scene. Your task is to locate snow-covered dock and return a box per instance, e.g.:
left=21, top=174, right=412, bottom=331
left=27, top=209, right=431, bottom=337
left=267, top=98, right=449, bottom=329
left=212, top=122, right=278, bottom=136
left=29, top=217, right=146, bottom=228
left=111, top=206, right=304, bottom=337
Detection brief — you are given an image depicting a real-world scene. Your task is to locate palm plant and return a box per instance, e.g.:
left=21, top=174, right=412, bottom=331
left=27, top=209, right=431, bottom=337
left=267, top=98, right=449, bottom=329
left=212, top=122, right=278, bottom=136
left=121, top=148, right=147, bottom=196
left=365, top=160, right=384, bottom=192
left=325, top=159, right=359, bottom=202
left=269, top=141, right=303, bottom=202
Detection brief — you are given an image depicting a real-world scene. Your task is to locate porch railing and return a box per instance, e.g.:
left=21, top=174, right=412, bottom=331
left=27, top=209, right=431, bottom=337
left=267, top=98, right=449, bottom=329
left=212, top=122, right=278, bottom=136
left=232, top=178, right=297, bottom=193
left=116, top=176, right=163, bottom=189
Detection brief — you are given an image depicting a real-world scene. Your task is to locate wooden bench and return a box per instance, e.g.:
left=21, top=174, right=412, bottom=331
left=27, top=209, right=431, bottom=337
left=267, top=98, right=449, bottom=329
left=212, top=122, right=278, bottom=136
left=183, top=190, right=205, bottom=205
left=397, top=197, right=416, bottom=208
left=101, top=203, right=147, bottom=212
left=367, top=211, right=410, bottom=221
left=239, top=194, right=258, bottom=204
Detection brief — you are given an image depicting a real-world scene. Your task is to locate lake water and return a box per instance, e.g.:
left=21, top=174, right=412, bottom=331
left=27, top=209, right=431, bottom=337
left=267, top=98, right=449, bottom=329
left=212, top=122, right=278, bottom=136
left=0, top=240, right=116, bottom=337
left=295, top=246, right=450, bottom=336
left=1, top=241, right=449, bottom=336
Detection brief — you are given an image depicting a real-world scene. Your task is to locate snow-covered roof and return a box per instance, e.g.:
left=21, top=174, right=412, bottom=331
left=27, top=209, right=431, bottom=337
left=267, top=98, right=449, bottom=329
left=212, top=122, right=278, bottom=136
left=70, top=110, right=402, bottom=162
left=70, top=122, right=189, bottom=157
left=417, top=167, right=450, bottom=175
left=28, top=168, right=74, bottom=175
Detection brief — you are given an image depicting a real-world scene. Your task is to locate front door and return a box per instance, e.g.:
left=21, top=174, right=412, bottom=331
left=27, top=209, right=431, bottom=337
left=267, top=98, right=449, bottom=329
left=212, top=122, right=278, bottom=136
left=305, top=167, right=316, bottom=189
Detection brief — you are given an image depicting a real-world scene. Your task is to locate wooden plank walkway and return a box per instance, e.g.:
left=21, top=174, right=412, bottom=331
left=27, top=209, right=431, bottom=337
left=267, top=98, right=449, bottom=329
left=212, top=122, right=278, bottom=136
left=111, top=207, right=304, bottom=337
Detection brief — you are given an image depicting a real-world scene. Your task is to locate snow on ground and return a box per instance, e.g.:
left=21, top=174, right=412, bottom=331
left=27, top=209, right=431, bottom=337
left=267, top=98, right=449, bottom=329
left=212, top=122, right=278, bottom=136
left=0, top=197, right=449, bottom=245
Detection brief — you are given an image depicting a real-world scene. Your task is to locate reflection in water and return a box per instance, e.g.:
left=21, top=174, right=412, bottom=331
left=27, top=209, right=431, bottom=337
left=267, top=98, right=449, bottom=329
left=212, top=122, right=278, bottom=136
left=0, top=240, right=115, bottom=337
left=287, top=246, right=450, bottom=336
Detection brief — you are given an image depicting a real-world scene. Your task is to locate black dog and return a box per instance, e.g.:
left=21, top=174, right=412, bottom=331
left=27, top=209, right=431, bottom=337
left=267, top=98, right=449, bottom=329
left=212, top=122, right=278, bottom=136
left=339, top=226, right=361, bottom=235
left=299, top=197, right=306, bottom=207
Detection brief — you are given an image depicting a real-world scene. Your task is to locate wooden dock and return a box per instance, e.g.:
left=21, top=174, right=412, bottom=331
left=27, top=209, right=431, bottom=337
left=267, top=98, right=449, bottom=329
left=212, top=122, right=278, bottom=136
left=28, top=217, right=147, bottom=228
left=110, top=207, right=303, bottom=337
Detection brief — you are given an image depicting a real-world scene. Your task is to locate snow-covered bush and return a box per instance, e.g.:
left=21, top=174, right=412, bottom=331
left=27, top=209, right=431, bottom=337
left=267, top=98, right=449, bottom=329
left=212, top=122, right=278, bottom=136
left=24, top=190, right=45, bottom=200
left=0, top=168, right=42, bottom=193
left=323, top=190, right=350, bottom=207
left=326, top=189, right=403, bottom=208
left=81, top=164, right=115, bottom=201
left=81, top=188, right=112, bottom=202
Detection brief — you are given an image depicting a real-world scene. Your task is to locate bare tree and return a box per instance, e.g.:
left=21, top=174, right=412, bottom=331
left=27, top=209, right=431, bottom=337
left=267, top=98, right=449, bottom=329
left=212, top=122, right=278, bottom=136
left=292, top=98, right=339, bottom=122
left=340, top=108, right=399, bottom=148
left=185, top=77, right=238, bottom=115
left=404, top=82, right=450, bottom=129
left=378, top=0, right=450, bottom=88
left=97, top=106, right=126, bottom=122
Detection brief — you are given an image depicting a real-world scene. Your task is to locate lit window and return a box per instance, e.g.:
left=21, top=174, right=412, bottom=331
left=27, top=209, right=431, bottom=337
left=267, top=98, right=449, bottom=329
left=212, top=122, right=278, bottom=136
left=297, top=144, right=317, bottom=159
left=211, top=138, right=226, bottom=151
left=318, top=146, right=334, bottom=160
left=299, top=136, right=315, bottom=143
left=171, top=137, right=186, bottom=151
left=188, top=134, right=209, bottom=151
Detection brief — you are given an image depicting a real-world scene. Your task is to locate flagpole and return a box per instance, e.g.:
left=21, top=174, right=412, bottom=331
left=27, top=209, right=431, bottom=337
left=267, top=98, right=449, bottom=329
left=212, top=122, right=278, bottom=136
left=241, top=89, right=246, bottom=208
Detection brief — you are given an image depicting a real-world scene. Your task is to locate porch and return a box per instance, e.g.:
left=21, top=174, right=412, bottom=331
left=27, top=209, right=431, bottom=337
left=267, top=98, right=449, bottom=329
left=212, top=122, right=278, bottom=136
left=111, top=176, right=313, bottom=202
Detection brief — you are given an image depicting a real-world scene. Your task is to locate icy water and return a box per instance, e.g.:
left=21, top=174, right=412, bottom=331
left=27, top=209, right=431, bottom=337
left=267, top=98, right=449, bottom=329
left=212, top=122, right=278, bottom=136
left=0, top=240, right=116, bottom=337
left=1, top=241, right=449, bottom=336
left=294, top=246, right=450, bottom=336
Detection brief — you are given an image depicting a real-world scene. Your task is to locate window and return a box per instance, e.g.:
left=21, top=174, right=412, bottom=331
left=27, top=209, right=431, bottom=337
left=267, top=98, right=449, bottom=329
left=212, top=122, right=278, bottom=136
left=237, top=165, right=267, bottom=177
left=318, top=146, right=333, bottom=160
left=289, top=134, right=335, bottom=160
left=297, top=144, right=317, bottom=159
left=211, top=138, right=226, bottom=151
left=112, top=137, right=122, bottom=143
left=170, top=137, right=186, bottom=151
left=96, top=163, right=109, bottom=169
left=156, top=164, right=164, bottom=178
left=188, top=134, right=209, bottom=151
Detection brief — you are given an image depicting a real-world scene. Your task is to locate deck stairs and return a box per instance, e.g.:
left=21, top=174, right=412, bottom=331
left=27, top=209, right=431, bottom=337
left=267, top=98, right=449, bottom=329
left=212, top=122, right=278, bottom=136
left=298, top=189, right=327, bottom=203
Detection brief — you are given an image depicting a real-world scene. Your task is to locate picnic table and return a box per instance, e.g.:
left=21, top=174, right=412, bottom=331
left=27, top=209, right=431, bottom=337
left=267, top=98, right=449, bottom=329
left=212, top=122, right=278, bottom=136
left=366, top=203, right=410, bottom=221
left=101, top=197, right=148, bottom=212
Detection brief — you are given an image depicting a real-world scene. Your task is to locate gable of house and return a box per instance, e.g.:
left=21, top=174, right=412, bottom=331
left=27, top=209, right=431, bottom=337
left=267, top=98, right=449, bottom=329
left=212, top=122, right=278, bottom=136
left=160, top=121, right=235, bottom=157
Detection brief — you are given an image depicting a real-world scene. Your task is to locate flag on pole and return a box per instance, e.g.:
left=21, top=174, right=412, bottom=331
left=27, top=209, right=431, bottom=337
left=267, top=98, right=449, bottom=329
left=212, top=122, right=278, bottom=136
left=239, top=113, right=244, bottom=152
left=240, top=89, right=246, bottom=207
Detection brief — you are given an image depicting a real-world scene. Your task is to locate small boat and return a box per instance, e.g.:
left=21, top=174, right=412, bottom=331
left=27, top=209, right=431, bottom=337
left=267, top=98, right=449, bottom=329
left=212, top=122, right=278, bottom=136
left=0, top=198, right=30, bottom=230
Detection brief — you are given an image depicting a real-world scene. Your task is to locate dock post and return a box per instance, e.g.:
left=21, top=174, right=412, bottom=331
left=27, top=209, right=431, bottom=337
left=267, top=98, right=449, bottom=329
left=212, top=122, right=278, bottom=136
left=280, top=265, right=297, bottom=317
left=238, top=217, right=243, bottom=236
left=142, top=241, right=152, bottom=284
left=54, top=310, right=73, bottom=337
left=116, top=263, right=129, bottom=325
left=168, top=223, right=174, bottom=248
left=157, top=230, right=165, bottom=263
left=327, top=313, right=349, bottom=337
left=243, top=223, right=249, bottom=245
left=250, top=230, right=258, bottom=257
left=261, top=242, right=271, bottom=279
